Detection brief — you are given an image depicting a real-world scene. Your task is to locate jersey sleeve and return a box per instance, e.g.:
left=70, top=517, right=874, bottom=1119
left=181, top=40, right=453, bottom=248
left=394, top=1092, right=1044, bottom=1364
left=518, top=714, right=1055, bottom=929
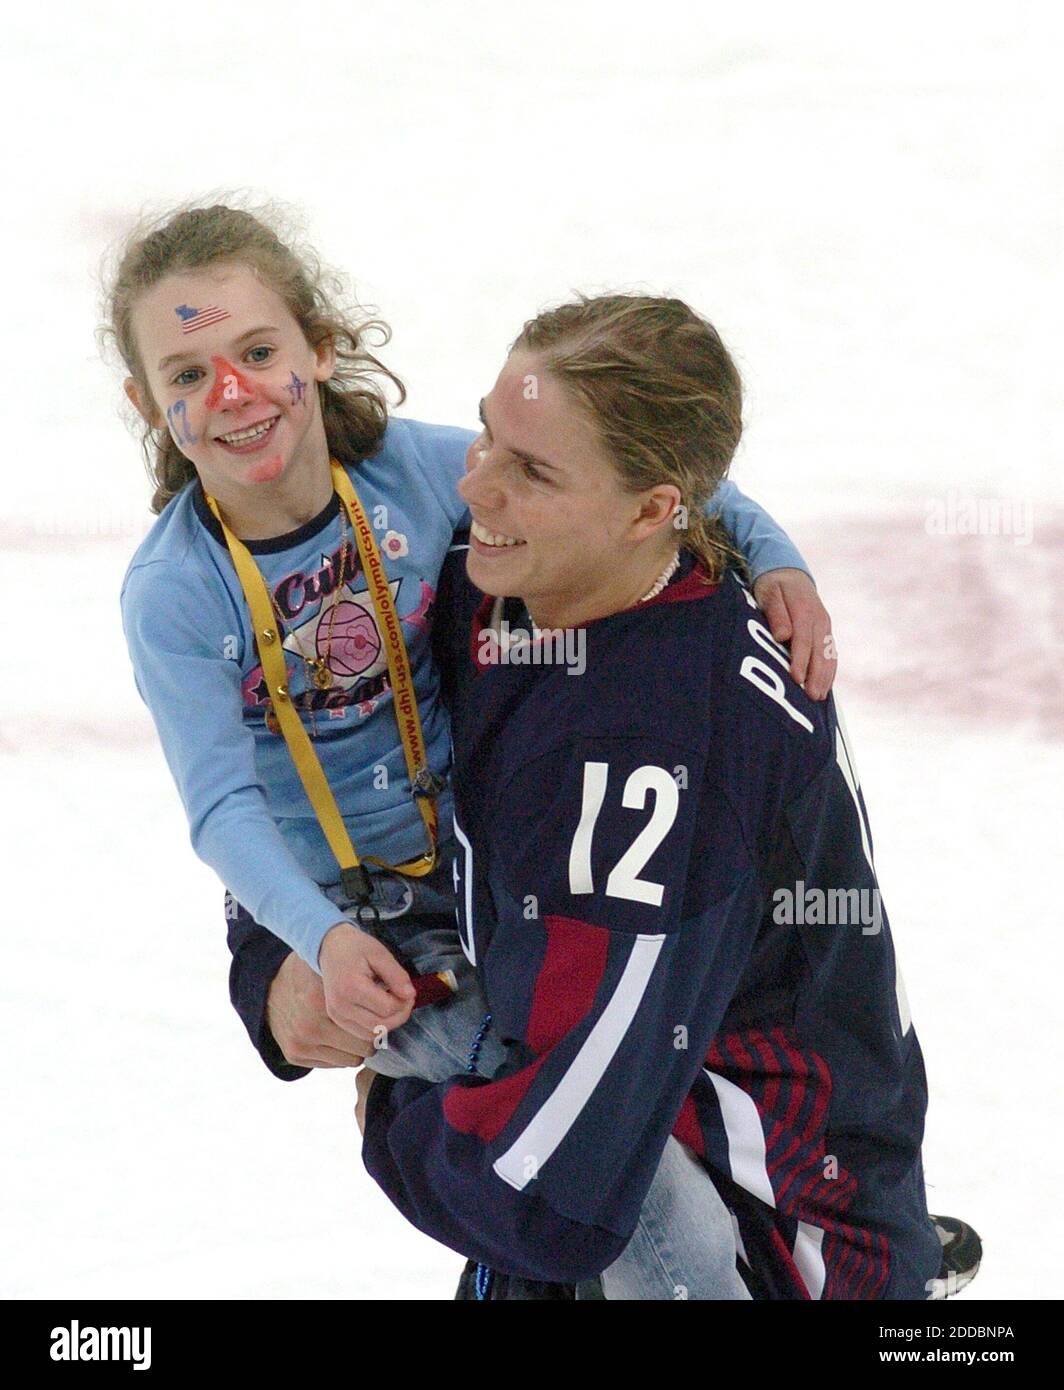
left=226, top=893, right=311, bottom=1082
left=120, top=560, right=344, bottom=972
left=361, top=734, right=766, bottom=1283
left=707, top=478, right=812, bottom=582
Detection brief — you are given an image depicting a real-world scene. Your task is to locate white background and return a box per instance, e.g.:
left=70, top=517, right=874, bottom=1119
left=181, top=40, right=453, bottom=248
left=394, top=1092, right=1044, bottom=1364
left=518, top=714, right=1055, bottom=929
left=1, top=0, right=1060, bottom=1300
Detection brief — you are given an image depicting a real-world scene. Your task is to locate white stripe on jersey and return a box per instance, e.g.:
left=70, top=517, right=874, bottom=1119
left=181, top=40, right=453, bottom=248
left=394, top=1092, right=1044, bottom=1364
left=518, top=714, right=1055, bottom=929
left=730, top=1210, right=752, bottom=1269
left=793, top=1220, right=827, bottom=1299
left=834, top=708, right=874, bottom=871
left=708, top=1069, right=830, bottom=1298
left=834, top=702, right=912, bottom=1035
left=452, top=814, right=476, bottom=967
left=703, top=1069, right=776, bottom=1209
left=493, top=932, right=666, bottom=1191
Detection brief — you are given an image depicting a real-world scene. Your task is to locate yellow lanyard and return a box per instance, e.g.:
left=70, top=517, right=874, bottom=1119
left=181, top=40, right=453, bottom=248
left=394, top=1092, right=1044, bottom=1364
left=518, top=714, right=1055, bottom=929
left=205, top=460, right=438, bottom=902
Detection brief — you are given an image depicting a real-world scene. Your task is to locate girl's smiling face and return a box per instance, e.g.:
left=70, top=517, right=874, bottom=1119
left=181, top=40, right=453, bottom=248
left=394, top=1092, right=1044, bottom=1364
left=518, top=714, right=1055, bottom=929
left=125, top=261, right=334, bottom=500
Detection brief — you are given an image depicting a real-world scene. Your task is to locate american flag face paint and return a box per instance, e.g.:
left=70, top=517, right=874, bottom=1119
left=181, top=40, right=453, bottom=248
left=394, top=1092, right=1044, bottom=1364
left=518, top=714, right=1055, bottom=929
left=174, top=303, right=232, bottom=333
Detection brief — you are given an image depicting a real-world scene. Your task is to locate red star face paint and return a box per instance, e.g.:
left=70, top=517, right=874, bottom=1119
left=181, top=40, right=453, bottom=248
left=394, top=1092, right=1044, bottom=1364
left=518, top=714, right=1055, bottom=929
left=206, top=356, right=258, bottom=411
left=206, top=355, right=285, bottom=482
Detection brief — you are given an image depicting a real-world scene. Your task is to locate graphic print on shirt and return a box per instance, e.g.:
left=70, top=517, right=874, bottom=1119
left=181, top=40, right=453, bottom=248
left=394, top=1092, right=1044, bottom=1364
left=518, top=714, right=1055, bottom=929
left=239, top=543, right=436, bottom=720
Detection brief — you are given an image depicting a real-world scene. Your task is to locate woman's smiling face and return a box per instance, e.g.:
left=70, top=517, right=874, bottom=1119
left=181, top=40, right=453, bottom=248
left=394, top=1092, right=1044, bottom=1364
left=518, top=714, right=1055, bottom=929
left=126, top=261, right=334, bottom=498
left=458, top=348, right=678, bottom=623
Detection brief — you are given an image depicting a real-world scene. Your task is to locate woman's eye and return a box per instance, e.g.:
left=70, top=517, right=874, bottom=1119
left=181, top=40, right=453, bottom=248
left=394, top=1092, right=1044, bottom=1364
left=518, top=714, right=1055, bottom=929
left=246, top=345, right=273, bottom=364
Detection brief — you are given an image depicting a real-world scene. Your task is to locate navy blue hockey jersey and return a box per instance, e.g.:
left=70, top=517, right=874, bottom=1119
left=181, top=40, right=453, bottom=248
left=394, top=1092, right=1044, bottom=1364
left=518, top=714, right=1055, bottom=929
left=362, top=552, right=941, bottom=1298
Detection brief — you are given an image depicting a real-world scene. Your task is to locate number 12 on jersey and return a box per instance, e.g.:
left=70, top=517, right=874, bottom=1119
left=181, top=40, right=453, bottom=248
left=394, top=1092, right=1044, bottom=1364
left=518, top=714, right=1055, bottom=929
left=568, top=761, right=679, bottom=907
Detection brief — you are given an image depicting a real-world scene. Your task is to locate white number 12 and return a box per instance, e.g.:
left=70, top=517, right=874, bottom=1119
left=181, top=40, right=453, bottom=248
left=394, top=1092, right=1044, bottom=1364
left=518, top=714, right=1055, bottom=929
left=568, top=762, right=679, bottom=907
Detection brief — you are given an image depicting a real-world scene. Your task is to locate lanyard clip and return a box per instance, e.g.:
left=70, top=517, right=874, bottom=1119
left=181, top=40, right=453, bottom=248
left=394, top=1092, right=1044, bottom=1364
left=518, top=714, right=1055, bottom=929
left=412, top=767, right=447, bottom=799
left=340, top=864, right=374, bottom=905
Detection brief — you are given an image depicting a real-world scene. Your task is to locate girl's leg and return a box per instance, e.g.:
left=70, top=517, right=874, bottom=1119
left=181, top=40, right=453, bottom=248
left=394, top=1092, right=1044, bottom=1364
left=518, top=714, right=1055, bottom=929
left=362, top=935, right=506, bottom=1081
left=598, top=1137, right=750, bottom=1300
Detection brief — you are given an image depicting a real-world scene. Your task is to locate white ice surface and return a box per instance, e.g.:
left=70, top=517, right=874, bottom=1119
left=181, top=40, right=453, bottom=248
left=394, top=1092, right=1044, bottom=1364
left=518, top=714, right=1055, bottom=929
left=1, top=0, right=1061, bottom=1300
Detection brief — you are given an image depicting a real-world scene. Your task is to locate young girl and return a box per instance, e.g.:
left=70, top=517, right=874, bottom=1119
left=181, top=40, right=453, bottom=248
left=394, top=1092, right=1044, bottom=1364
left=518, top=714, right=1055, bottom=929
left=354, top=293, right=980, bottom=1301
left=108, top=202, right=834, bottom=1299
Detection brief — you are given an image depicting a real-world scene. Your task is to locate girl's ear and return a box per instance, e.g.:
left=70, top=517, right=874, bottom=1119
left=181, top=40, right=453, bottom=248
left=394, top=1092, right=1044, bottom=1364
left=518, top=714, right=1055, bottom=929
left=314, top=334, right=337, bottom=382
left=124, top=376, right=163, bottom=429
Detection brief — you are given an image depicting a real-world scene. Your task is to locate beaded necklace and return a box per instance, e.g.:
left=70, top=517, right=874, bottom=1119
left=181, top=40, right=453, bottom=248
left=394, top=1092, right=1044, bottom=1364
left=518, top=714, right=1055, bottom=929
left=467, top=1012, right=496, bottom=1300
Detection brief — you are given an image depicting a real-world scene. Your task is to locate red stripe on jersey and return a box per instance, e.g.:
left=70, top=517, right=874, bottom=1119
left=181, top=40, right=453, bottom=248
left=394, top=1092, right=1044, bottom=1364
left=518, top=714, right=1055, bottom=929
left=442, top=915, right=609, bottom=1142
left=749, top=1029, right=781, bottom=1124
left=770, top=1224, right=812, bottom=1300
left=673, top=1094, right=705, bottom=1157
left=692, top=1024, right=893, bottom=1298
left=526, top=915, right=610, bottom=1054
left=443, top=1052, right=551, bottom=1141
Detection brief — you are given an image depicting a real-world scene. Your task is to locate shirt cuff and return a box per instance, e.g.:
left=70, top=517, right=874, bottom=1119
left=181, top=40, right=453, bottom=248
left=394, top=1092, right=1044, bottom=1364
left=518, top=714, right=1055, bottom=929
left=228, top=916, right=311, bottom=1083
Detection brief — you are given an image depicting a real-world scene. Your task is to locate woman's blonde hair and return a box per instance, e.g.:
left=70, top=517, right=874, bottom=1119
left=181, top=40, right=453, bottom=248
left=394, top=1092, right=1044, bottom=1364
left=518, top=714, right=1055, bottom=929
left=512, top=293, right=745, bottom=582
left=99, top=198, right=405, bottom=514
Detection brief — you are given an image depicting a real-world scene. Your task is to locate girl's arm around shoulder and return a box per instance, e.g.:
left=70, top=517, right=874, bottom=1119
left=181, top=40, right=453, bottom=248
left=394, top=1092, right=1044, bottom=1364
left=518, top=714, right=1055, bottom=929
left=704, top=480, right=836, bottom=699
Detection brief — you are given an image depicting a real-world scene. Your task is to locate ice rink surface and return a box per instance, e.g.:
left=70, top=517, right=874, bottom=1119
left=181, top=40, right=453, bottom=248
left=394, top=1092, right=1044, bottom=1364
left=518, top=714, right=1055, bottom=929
left=1, top=1, right=1061, bottom=1300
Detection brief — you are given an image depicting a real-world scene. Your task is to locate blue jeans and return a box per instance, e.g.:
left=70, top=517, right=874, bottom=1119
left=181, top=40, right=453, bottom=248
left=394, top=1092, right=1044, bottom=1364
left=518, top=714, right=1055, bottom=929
left=330, top=840, right=749, bottom=1301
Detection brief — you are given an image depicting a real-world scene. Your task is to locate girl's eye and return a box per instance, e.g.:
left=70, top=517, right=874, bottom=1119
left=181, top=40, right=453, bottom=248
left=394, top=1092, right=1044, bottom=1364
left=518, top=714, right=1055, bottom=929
left=172, top=368, right=202, bottom=388
left=246, top=345, right=273, bottom=364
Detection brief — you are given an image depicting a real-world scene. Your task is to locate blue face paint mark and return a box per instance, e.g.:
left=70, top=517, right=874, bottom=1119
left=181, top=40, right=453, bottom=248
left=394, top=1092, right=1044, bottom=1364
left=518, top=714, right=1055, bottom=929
left=166, top=398, right=197, bottom=447
left=286, top=370, right=307, bottom=406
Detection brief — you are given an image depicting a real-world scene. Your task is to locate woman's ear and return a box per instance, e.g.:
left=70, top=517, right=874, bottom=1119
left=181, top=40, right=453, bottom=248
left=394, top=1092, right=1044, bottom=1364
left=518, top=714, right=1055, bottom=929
left=124, top=376, right=163, bottom=429
left=634, top=484, right=682, bottom=540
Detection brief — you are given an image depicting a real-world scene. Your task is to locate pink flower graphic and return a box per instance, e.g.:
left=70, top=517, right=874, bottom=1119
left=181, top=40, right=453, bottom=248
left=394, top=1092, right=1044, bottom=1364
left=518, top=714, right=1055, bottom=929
left=382, top=530, right=409, bottom=559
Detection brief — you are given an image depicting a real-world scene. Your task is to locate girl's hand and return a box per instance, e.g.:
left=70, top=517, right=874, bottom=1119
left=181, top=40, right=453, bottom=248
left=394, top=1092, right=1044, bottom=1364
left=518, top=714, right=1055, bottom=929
left=318, top=922, right=416, bottom=1045
left=752, top=567, right=836, bottom=701
left=354, top=1065, right=376, bottom=1136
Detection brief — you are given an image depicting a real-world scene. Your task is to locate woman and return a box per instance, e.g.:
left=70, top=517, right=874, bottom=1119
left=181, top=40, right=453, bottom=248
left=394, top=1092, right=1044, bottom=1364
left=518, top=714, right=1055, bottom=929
left=352, top=293, right=975, bottom=1300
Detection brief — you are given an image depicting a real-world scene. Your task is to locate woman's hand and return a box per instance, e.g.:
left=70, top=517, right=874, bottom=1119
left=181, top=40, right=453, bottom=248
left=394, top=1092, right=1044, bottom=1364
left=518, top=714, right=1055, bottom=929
left=752, top=567, right=836, bottom=701
left=266, top=951, right=374, bottom=1069
left=354, top=1065, right=376, bottom=1136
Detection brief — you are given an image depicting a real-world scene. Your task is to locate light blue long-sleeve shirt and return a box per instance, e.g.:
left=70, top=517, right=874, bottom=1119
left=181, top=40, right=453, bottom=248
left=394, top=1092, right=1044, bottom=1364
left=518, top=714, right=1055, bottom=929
left=120, top=416, right=809, bottom=973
